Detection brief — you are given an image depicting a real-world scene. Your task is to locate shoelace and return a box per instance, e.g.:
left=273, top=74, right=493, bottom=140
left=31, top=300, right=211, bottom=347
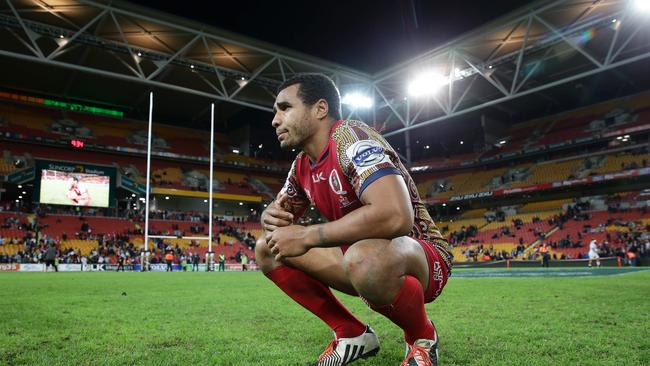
left=318, top=339, right=338, bottom=362
left=400, top=345, right=433, bottom=366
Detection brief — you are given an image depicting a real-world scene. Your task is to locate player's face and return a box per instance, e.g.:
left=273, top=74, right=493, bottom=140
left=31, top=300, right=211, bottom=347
left=272, top=84, right=317, bottom=150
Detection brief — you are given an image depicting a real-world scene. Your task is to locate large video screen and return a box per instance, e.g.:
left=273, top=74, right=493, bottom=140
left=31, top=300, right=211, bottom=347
left=39, top=170, right=110, bottom=207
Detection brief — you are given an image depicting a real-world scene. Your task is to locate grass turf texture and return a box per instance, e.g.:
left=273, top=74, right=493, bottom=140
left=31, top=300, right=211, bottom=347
left=1, top=269, right=648, bottom=365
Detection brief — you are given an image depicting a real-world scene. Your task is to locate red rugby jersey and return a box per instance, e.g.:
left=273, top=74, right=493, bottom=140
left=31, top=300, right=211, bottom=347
left=280, top=120, right=446, bottom=245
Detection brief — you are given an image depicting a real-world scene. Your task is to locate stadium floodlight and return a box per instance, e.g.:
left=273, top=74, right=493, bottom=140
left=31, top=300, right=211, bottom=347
left=460, top=140, right=464, bottom=145
left=204, top=199, right=208, bottom=203
left=442, top=203, right=446, bottom=207
left=131, top=193, right=136, bottom=197
left=425, top=145, right=430, bottom=149
left=232, top=149, right=240, bottom=154
left=408, top=72, right=449, bottom=97
left=17, top=185, right=22, bottom=188
left=22, top=191, right=26, bottom=194
left=456, top=206, right=461, bottom=210
left=258, top=144, right=263, bottom=149
left=18, top=196, right=22, bottom=199
left=634, top=0, right=650, bottom=12
left=165, top=196, right=170, bottom=200
left=239, top=202, right=244, bottom=206
left=15, top=199, right=19, bottom=203
left=342, top=92, right=373, bottom=108
left=499, top=140, right=507, bottom=145
left=624, top=134, right=630, bottom=138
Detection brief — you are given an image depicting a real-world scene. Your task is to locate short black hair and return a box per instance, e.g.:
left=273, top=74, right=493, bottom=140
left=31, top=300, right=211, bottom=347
left=277, top=73, right=342, bottom=120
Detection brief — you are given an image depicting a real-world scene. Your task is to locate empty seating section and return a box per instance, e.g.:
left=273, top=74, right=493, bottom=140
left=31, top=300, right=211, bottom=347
left=419, top=149, right=647, bottom=199
left=519, top=199, right=573, bottom=213
left=37, top=216, right=135, bottom=238
left=152, top=167, right=183, bottom=188
left=521, top=159, right=583, bottom=185
left=462, top=208, right=488, bottom=219
left=437, top=218, right=486, bottom=235
left=1, top=102, right=56, bottom=138
left=0, top=162, right=16, bottom=174
left=424, top=169, right=492, bottom=198
left=59, top=239, right=100, bottom=256
left=591, top=153, right=650, bottom=174
left=0, top=101, right=291, bottom=173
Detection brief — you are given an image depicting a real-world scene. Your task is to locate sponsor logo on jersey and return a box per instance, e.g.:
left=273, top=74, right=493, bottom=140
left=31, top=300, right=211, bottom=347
left=311, top=172, right=326, bottom=183
left=433, top=261, right=442, bottom=283
left=346, top=140, right=387, bottom=167
left=328, top=170, right=347, bottom=195
left=433, top=261, right=444, bottom=297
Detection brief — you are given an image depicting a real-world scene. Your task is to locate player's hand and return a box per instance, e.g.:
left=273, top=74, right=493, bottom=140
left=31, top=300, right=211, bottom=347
left=261, top=194, right=293, bottom=233
left=266, top=225, right=311, bottom=261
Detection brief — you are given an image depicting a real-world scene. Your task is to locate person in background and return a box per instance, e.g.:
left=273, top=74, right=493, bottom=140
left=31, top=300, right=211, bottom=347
left=588, top=239, right=601, bottom=268
left=241, top=252, right=248, bottom=271
left=44, top=244, right=58, bottom=272
left=218, top=252, right=226, bottom=272
left=192, top=252, right=200, bottom=272
left=540, top=242, right=550, bottom=268
left=165, top=251, right=174, bottom=272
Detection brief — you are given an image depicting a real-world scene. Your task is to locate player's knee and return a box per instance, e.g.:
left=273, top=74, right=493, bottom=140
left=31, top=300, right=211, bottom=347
left=342, top=242, right=382, bottom=292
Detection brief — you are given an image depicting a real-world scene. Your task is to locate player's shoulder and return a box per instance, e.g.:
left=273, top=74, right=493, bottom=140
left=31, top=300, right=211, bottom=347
left=332, top=119, right=375, bottom=140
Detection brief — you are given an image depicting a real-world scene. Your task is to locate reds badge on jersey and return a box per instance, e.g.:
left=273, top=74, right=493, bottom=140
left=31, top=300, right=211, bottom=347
left=328, top=170, right=347, bottom=195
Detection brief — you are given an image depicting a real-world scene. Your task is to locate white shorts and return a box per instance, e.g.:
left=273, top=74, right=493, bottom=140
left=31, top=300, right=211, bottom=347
left=588, top=251, right=599, bottom=260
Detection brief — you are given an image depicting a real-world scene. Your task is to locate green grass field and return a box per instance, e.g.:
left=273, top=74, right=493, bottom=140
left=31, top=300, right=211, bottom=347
left=1, top=269, right=648, bottom=365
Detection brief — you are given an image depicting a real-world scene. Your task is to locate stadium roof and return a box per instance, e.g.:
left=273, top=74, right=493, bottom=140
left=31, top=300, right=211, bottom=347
left=1, top=0, right=649, bottom=162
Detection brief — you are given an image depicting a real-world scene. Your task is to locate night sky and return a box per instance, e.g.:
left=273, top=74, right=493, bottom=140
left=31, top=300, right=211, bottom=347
left=128, top=0, right=524, bottom=73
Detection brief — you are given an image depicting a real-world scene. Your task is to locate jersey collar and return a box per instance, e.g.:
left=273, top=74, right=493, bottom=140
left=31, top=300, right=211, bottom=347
left=308, top=119, right=343, bottom=167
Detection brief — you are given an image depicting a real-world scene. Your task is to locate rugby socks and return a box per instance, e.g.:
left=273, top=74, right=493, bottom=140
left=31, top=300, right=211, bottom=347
left=368, top=275, right=435, bottom=345
left=265, top=265, right=366, bottom=339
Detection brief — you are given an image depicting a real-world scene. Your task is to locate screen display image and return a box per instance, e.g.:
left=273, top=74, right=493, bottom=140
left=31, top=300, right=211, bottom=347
left=39, top=170, right=110, bottom=207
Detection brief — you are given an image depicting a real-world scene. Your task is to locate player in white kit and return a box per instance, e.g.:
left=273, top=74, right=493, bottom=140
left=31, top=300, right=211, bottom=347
left=588, top=239, right=600, bottom=268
